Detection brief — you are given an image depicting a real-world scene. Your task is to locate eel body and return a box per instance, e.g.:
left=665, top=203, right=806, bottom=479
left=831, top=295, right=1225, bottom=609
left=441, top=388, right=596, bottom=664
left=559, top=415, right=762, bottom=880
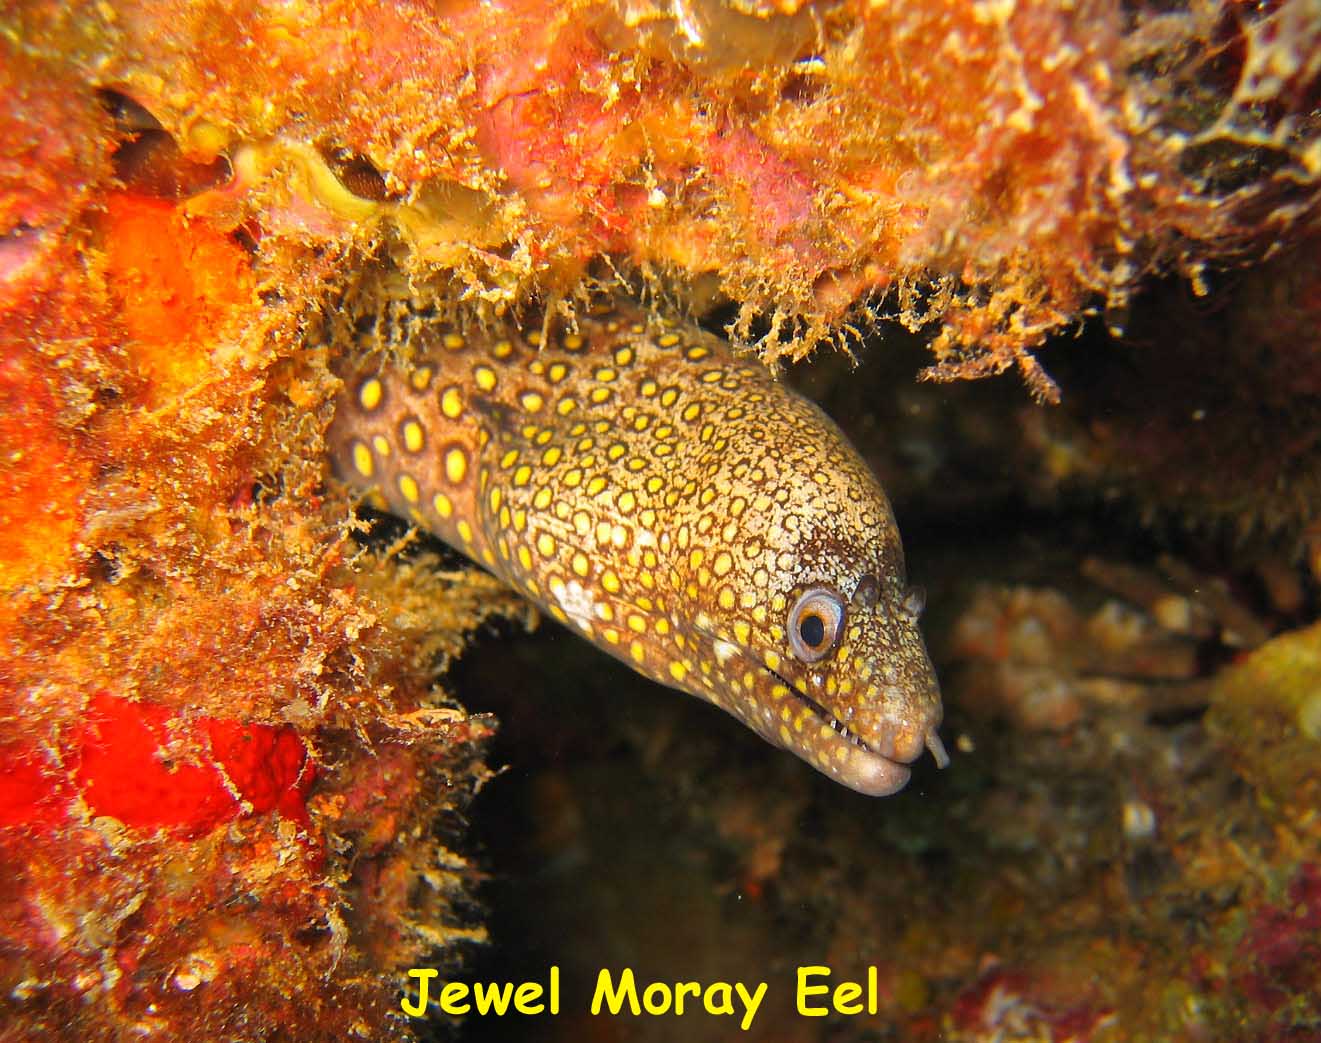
left=327, top=304, right=945, bottom=795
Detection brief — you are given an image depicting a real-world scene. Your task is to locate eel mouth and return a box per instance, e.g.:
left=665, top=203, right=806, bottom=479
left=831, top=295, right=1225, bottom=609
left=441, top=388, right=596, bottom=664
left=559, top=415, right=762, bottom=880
left=764, top=665, right=930, bottom=797
left=768, top=665, right=874, bottom=750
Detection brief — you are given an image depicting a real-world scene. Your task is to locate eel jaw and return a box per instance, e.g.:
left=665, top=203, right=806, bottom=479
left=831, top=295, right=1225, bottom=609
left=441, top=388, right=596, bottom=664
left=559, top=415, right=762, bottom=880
left=764, top=666, right=918, bottom=797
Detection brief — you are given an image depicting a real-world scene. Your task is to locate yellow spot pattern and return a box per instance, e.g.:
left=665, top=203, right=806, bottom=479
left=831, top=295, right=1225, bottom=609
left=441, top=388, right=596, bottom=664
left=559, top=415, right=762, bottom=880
left=351, top=441, right=373, bottom=478
left=445, top=447, right=468, bottom=485
left=358, top=378, right=383, bottom=411
left=402, top=419, right=425, bottom=453
left=326, top=302, right=935, bottom=797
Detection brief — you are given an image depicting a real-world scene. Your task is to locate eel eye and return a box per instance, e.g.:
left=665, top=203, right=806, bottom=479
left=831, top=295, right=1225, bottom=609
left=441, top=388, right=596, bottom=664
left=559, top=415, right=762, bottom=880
left=787, top=587, right=846, bottom=663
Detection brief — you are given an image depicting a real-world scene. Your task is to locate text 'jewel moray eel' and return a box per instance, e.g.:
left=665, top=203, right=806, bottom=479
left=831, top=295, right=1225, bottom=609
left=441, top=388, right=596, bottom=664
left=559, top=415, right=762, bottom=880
left=327, top=303, right=948, bottom=795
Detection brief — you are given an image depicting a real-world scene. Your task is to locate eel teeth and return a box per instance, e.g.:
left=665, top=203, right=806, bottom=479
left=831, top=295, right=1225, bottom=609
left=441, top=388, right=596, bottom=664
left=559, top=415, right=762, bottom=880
left=767, top=667, right=871, bottom=752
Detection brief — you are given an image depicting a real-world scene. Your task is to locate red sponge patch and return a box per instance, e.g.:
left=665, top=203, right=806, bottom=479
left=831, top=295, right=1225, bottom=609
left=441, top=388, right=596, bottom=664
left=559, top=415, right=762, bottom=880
left=1, top=693, right=314, bottom=837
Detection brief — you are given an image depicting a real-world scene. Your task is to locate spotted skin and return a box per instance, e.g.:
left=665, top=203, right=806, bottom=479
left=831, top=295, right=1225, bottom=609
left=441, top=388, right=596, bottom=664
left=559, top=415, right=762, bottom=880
left=327, top=306, right=945, bottom=795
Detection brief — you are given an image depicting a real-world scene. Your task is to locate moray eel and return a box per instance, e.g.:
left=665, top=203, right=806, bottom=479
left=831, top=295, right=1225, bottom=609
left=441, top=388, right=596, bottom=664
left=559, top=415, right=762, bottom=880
left=327, top=304, right=947, bottom=795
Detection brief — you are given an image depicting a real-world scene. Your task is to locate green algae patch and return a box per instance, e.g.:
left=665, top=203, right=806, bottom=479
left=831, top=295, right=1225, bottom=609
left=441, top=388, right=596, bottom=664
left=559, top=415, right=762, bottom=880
left=1208, top=621, right=1321, bottom=811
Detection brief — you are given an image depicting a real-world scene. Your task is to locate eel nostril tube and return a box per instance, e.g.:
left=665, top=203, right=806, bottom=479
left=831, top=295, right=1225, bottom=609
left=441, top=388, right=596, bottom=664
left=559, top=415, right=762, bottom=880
left=926, top=731, right=951, bottom=769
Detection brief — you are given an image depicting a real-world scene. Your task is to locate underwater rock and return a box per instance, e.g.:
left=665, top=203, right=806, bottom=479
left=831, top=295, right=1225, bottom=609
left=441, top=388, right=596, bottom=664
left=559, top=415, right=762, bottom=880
left=1207, top=619, right=1321, bottom=812
left=946, top=575, right=1217, bottom=733
left=8, top=0, right=1313, bottom=386
left=1020, top=235, right=1321, bottom=549
left=0, top=84, right=523, bottom=1041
